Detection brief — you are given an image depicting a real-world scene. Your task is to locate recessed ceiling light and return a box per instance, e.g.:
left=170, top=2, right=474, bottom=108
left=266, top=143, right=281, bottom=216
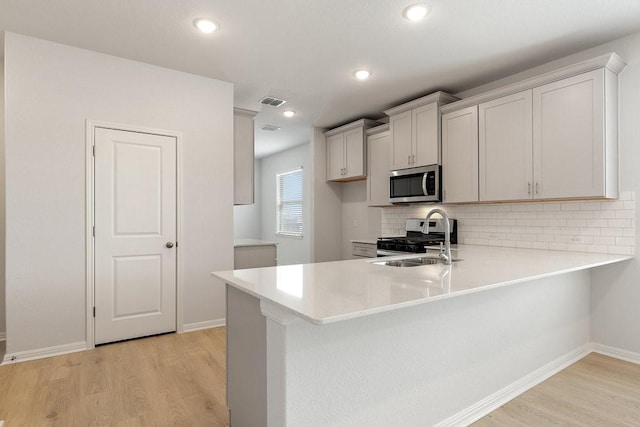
left=193, top=18, right=219, bottom=33
left=283, top=110, right=296, bottom=118
left=402, top=3, right=431, bottom=21
left=354, top=70, right=372, bottom=80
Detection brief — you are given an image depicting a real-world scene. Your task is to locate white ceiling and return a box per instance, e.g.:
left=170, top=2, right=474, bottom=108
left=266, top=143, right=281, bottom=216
left=1, top=0, right=639, bottom=158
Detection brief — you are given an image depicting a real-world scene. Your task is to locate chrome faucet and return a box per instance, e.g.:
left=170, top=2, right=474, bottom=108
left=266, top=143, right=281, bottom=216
left=423, top=208, right=452, bottom=265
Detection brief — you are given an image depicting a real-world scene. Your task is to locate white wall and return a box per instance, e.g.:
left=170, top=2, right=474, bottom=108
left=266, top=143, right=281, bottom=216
left=260, top=144, right=312, bottom=265
left=341, top=180, right=382, bottom=259
left=0, top=60, right=5, bottom=341
left=3, top=33, right=233, bottom=355
left=310, top=128, right=344, bottom=262
left=233, top=160, right=262, bottom=239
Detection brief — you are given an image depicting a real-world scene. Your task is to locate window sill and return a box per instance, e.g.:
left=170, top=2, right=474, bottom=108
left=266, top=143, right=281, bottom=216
left=276, top=233, right=303, bottom=239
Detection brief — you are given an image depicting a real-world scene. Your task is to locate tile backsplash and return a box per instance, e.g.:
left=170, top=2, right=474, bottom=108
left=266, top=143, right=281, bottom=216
left=381, top=191, right=636, bottom=255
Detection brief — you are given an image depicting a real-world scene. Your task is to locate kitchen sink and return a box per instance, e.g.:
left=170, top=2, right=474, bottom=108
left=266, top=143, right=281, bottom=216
left=372, top=256, right=462, bottom=267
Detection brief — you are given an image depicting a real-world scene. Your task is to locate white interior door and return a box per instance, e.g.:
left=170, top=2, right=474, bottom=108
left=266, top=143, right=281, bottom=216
left=94, top=127, right=177, bottom=345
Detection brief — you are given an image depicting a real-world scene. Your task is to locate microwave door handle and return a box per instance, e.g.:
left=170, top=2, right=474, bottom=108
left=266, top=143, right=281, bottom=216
left=422, top=173, right=428, bottom=196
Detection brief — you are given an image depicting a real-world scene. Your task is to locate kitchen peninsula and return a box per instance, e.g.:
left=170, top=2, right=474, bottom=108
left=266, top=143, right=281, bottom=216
left=213, top=246, right=631, bottom=426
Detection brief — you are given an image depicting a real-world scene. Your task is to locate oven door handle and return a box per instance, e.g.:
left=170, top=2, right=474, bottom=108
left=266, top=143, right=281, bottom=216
left=422, top=173, right=428, bottom=196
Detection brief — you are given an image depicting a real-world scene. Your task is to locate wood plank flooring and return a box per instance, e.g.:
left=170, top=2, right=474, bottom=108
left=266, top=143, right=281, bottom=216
left=474, top=352, right=640, bottom=426
left=1, top=330, right=639, bottom=426
left=0, top=328, right=228, bottom=426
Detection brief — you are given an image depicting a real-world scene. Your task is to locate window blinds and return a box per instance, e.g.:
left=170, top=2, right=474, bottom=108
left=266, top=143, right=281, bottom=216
left=276, top=167, right=303, bottom=237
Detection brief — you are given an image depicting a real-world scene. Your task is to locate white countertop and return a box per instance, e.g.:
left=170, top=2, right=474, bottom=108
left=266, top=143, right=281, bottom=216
left=213, top=245, right=632, bottom=325
left=234, top=238, right=277, bottom=247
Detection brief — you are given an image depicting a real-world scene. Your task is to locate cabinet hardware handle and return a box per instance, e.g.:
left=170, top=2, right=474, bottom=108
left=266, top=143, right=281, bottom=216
left=535, top=182, right=539, bottom=194
left=412, top=154, right=415, bottom=164
left=528, top=182, right=531, bottom=195
left=408, top=155, right=411, bottom=165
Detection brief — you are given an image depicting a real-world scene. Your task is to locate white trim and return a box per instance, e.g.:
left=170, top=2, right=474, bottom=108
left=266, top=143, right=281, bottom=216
left=85, top=120, right=185, bottom=346
left=1, top=341, right=87, bottom=366
left=182, top=318, right=226, bottom=332
left=0, top=332, right=5, bottom=342
left=441, top=52, right=626, bottom=114
left=435, top=343, right=592, bottom=427
left=592, top=343, right=640, bottom=365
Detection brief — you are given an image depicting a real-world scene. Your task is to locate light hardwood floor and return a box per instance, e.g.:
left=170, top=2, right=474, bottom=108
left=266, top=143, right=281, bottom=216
left=0, top=328, right=228, bottom=426
left=2, top=331, right=639, bottom=426
left=474, top=352, right=640, bottom=426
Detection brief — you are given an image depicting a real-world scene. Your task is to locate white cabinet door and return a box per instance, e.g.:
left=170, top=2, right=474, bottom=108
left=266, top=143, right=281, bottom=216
left=367, top=130, right=392, bottom=206
left=533, top=69, right=605, bottom=199
left=412, top=102, right=439, bottom=167
left=344, top=127, right=365, bottom=179
left=326, top=133, right=345, bottom=181
left=479, top=90, right=533, bottom=202
left=234, top=245, right=277, bottom=269
left=442, top=106, right=479, bottom=203
left=234, top=111, right=256, bottom=205
left=390, top=111, right=412, bottom=170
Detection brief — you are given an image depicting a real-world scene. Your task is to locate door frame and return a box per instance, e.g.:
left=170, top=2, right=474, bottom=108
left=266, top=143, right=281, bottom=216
left=85, top=120, right=184, bottom=349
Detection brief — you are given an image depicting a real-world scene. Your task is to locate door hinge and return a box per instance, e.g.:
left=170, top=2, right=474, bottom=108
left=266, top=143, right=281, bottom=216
left=93, top=306, right=96, bottom=317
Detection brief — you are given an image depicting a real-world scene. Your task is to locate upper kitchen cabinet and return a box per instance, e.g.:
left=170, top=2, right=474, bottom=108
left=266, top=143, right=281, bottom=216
left=384, top=91, right=458, bottom=170
left=325, top=119, right=379, bottom=182
left=234, top=108, right=258, bottom=205
left=366, top=124, right=393, bottom=207
left=533, top=69, right=616, bottom=199
left=441, top=106, right=479, bottom=203
left=479, top=90, right=533, bottom=202
left=442, top=52, right=625, bottom=203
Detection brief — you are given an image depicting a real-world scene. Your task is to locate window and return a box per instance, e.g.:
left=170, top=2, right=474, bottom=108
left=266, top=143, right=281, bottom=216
left=276, top=167, right=303, bottom=237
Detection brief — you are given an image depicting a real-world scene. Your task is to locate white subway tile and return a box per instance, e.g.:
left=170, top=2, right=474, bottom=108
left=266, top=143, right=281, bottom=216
left=566, top=219, right=587, bottom=227
left=580, top=228, right=601, bottom=236
left=615, top=210, right=634, bottom=219
left=624, top=201, right=636, bottom=210
left=585, top=219, right=608, bottom=228
left=608, top=219, right=633, bottom=228
left=579, top=202, right=600, bottom=211
left=561, top=203, right=581, bottom=211
left=605, top=201, right=625, bottom=210
left=623, top=228, right=635, bottom=237
left=543, top=203, right=562, bottom=212
left=547, top=219, right=567, bottom=227
left=594, top=236, right=616, bottom=245
left=616, top=237, right=635, bottom=246
left=506, top=233, right=522, bottom=241
left=608, top=246, right=633, bottom=255
left=538, top=234, right=555, bottom=242
left=566, top=244, right=587, bottom=252
left=587, top=245, right=608, bottom=254
left=594, top=211, right=616, bottom=219
left=521, top=233, right=538, bottom=241
left=517, top=241, right=532, bottom=248
left=601, top=228, right=624, bottom=237
left=619, top=191, right=634, bottom=201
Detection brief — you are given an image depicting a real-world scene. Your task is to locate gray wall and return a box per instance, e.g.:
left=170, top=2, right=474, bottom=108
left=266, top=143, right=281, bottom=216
left=260, top=144, right=312, bottom=265
left=4, top=33, right=233, bottom=354
left=233, top=160, right=263, bottom=239
left=0, top=60, right=5, bottom=341
left=310, top=128, right=344, bottom=262
left=341, top=180, right=382, bottom=259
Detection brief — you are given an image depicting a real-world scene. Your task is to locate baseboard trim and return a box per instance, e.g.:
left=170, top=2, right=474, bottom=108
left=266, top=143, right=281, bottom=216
left=1, top=341, right=87, bottom=365
left=182, top=318, right=225, bottom=333
left=0, top=332, right=6, bottom=342
left=592, top=343, right=640, bottom=365
left=435, top=343, right=592, bottom=427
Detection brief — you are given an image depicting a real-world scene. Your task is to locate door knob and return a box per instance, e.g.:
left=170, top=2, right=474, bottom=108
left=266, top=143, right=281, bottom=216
left=165, top=242, right=174, bottom=248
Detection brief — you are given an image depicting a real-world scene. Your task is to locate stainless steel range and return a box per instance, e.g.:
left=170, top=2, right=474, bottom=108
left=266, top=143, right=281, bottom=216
left=377, top=218, right=457, bottom=256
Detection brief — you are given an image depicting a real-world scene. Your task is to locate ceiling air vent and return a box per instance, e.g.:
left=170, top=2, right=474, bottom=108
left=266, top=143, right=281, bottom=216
left=260, top=125, right=281, bottom=132
left=259, top=96, right=287, bottom=107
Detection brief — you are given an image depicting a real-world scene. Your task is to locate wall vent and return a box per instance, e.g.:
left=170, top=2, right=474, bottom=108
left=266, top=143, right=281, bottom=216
left=260, top=125, right=281, bottom=132
left=259, top=96, right=287, bottom=107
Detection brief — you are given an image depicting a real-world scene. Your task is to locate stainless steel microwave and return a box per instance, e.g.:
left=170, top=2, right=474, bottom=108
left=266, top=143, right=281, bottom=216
left=389, top=165, right=441, bottom=204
